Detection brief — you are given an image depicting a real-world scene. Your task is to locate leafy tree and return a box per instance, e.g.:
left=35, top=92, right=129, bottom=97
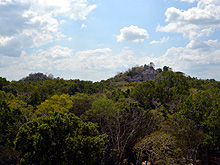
left=0, top=91, right=25, bottom=164
left=155, top=71, right=190, bottom=97
left=163, top=66, right=172, bottom=71
left=0, top=92, right=26, bottom=147
left=36, top=94, right=72, bottom=116
left=29, top=87, right=48, bottom=106
left=6, top=93, right=35, bottom=122
left=70, top=94, right=93, bottom=117
left=15, top=112, right=108, bottom=165
left=134, top=131, right=185, bottom=165
left=131, top=80, right=156, bottom=110
left=0, top=77, right=9, bottom=90
left=84, top=98, right=151, bottom=164
left=180, top=87, right=220, bottom=163
left=167, top=114, right=205, bottom=164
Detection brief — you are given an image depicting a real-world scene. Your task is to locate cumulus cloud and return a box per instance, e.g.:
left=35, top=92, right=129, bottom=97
left=37, top=45, right=73, bottom=59
left=50, top=47, right=140, bottom=80
left=186, top=39, right=220, bottom=51
left=157, top=0, right=220, bottom=40
left=0, top=46, right=146, bottom=81
left=0, top=0, right=96, bottom=57
left=150, top=37, right=169, bottom=44
left=154, top=0, right=220, bottom=80
left=117, top=25, right=149, bottom=43
left=153, top=39, right=220, bottom=79
left=0, top=45, right=74, bottom=79
left=1, top=41, right=220, bottom=81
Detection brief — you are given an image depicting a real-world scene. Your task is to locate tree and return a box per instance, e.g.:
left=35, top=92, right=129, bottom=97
left=167, top=114, right=205, bottom=164
left=154, top=71, right=190, bottom=113
left=84, top=98, right=151, bottom=164
left=134, top=131, right=185, bottom=165
left=0, top=77, right=9, bottom=90
left=0, top=91, right=25, bottom=164
left=149, top=62, right=155, bottom=68
left=70, top=94, right=93, bottom=117
left=131, top=80, right=156, bottom=110
left=180, top=87, right=220, bottom=163
left=15, top=112, right=108, bottom=165
left=35, top=94, right=72, bottom=117
left=163, top=66, right=172, bottom=72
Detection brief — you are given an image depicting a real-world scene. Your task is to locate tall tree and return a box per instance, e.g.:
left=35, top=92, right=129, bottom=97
left=15, top=112, right=108, bottom=165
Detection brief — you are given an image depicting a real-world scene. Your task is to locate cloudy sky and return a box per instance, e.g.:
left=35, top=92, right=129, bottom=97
left=1, top=0, right=220, bottom=81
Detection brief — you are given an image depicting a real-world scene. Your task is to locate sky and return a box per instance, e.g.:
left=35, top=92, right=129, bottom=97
left=1, top=0, right=220, bottom=81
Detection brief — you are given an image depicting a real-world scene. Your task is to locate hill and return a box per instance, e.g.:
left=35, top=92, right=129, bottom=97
left=20, top=73, right=54, bottom=81
left=108, top=63, right=165, bottom=87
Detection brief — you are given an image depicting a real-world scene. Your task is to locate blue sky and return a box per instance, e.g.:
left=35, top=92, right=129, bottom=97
left=1, top=0, right=220, bottom=81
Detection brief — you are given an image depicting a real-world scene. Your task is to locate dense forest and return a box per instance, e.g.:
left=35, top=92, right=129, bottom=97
left=0, top=64, right=220, bottom=164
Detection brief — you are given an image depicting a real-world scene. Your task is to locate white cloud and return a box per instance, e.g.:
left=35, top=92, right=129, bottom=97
left=0, top=0, right=97, bottom=57
left=81, top=23, right=87, bottom=28
left=150, top=37, right=169, bottom=44
left=0, top=45, right=74, bottom=80
left=117, top=25, right=149, bottom=43
left=26, top=0, right=96, bottom=20
left=54, top=47, right=138, bottom=80
left=37, top=45, right=73, bottom=59
left=0, top=46, right=141, bottom=81
left=157, top=0, right=220, bottom=40
left=155, top=0, right=220, bottom=80
left=153, top=39, right=220, bottom=79
left=68, top=2, right=96, bottom=21
left=0, top=0, right=12, bottom=5
left=2, top=42, right=220, bottom=81
left=186, top=39, right=220, bottom=51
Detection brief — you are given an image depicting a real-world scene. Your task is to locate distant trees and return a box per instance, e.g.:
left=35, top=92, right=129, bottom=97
left=163, top=66, right=172, bottom=71
left=21, top=73, right=53, bottom=81
left=1, top=66, right=220, bottom=164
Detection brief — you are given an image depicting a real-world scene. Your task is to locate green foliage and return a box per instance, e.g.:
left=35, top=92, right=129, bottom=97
left=131, top=80, right=156, bottom=110
left=179, top=87, right=220, bottom=161
left=163, top=66, right=172, bottom=71
left=134, top=131, right=185, bottom=165
left=21, top=73, right=53, bottom=81
left=156, top=71, right=190, bottom=97
left=1, top=66, right=220, bottom=164
left=0, top=77, right=9, bottom=90
left=36, top=94, right=72, bottom=116
left=166, top=114, right=205, bottom=164
left=84, top=98, right=117, bottom=126
left=15, top=112, right=108, bottom=165
left=0, top=92, right=26, bottom=147
left=0, top=91, right=26, bottom=164
left=84, top=98, right=152, bottom=164
left=70, top=94, right=93, bottom=117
